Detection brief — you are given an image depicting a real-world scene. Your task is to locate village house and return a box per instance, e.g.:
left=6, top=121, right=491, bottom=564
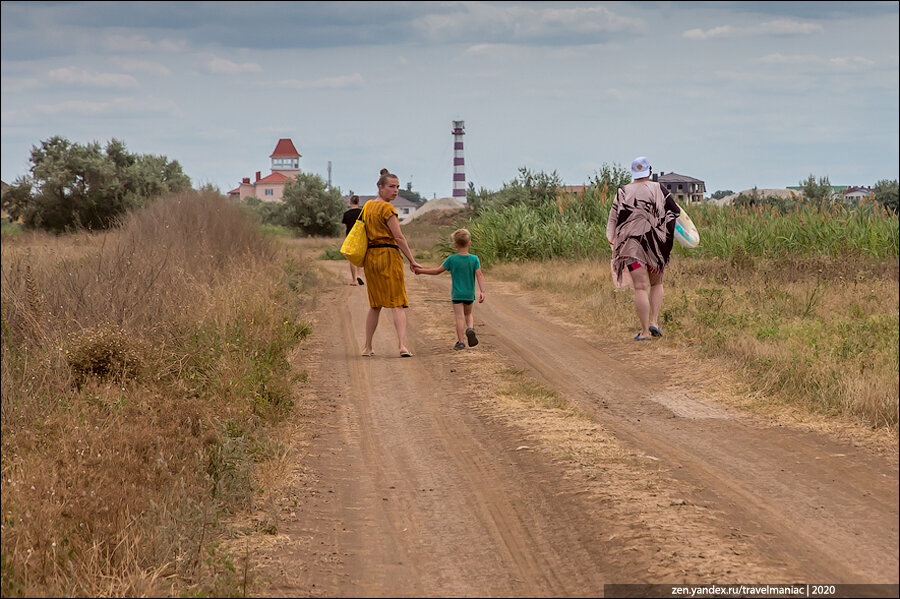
left=652, top=172, right=707, bottom=204
left=843, top=186, right=874, bottom=202
left=561, top=172, right=708, bottom=204
left=349, top=195, right=420, bottom=222
left=228, top=138, right=301, bottom=202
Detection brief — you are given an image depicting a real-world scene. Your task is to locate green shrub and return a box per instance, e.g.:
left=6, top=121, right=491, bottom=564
left=1, top=136, right=191, bottom=233
left=319, top=246, right=344, bottom=260
left=281, top=173, right=344, bottom=236
left=467, top=167, right=563, bottom=213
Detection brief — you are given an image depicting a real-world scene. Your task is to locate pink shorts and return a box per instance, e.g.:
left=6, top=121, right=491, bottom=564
left=627, top=261, right=663, bottom=274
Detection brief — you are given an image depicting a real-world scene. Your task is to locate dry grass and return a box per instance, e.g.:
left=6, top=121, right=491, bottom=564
left=488, top=255, right=899, bottom=435
left=1, top=192, right=317, bottom=597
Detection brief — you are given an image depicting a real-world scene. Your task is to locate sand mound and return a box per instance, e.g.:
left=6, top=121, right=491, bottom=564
left=712, top=188, right=803, bottom=206
left=404, top=197, right=467, bottom=222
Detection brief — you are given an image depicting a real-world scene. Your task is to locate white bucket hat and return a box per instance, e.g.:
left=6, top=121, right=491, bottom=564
left=631, top=156, right=651, bottom=179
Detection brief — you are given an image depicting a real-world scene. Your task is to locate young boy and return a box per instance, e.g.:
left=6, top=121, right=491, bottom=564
left=415, top=228, right=486, bottom=350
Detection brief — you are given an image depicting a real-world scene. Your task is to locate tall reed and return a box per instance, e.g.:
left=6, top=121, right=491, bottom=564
left=688, top=200, right=898, bottom=259
left=465, top=186, right=898, bottom=265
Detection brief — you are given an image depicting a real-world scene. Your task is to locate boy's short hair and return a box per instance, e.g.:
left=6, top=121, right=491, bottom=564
left=451, top=228, right=471, bottom=248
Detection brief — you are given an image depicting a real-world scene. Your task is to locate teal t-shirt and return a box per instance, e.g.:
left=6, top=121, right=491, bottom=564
left=441, top=253, right=481, bottom=301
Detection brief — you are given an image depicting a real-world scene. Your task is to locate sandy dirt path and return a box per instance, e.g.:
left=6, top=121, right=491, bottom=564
left=249, top=258, right=898, bottom=597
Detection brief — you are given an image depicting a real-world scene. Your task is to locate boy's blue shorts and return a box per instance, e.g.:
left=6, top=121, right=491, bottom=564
left=452, top=300, right=474, bottom=305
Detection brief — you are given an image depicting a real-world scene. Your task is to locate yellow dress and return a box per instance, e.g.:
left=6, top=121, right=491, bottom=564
left=363, top=200, right=409, bottom=308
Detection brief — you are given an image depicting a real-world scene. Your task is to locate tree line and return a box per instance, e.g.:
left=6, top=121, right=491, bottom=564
left=2, top=136, right=192, bottom=233
left=1, top=135, right=357, bottom=237
left=3, top=137, right=897, bottom=236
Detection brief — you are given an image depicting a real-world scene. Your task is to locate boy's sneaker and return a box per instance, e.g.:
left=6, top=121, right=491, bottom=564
left=453, top=341, right=466, bottom=350
left=466, top=327, right=479, bottom=347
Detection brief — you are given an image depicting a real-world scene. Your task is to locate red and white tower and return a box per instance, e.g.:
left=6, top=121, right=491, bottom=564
left=452, top=120, right=466, bottom=202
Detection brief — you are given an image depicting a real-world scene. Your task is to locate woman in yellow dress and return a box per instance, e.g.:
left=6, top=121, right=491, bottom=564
left=360, top=169, right=423, bottom=357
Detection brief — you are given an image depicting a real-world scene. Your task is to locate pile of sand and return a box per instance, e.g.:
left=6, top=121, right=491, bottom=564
left=711, top=188, right=803, bottom=206
left=403, top=197, right=468, bottom=222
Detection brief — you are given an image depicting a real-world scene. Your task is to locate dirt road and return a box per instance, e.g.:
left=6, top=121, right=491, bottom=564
left=249, top=258, right=898, bottom=597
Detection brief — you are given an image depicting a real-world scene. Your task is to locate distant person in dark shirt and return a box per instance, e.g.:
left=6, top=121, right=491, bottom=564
left=342, top=195, right=365, bottom=286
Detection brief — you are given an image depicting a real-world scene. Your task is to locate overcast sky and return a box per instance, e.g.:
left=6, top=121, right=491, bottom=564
left=2, top=1, right=898, bottom=199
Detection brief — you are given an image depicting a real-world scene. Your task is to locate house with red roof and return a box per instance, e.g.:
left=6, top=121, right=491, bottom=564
left=228, top=138, right=301, bottom=202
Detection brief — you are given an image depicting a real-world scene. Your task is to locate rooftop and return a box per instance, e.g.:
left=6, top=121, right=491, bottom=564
left=270, top=138, right=301, bottom=158
left=657, top=172, right=705, bottom=184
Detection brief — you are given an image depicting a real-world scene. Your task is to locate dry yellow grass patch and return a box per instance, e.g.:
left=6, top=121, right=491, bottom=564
left=487, top=256, right=899, bottom=442
left=2, top=193, right=317, bottom=597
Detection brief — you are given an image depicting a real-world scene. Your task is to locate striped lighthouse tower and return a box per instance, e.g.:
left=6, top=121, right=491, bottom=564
left=452, top=120, right=466, bottom=202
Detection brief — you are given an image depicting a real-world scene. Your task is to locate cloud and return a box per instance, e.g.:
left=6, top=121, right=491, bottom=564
left=253, top=73, right=364, bottom=90
left=756, top=19, right=824, bottom=35
left=103, top=34, right=188, bottom=54
left=463, top=44, right=524, bottom=59
left=414, top=2, right=644, bottom=46
left=714, top=1, right=897, bottom=21
left=756, top=53, right=877, bottom=71
left=712, top=70, right=765, bottom=83
left=1, top=77, right=41, bottom=92
left=829, top=56, right=877, bottom=70
left=109, top=57, right=172, bottom=76
left=203, top=57, right=263, bottom=75
left=5, top=96, right=183, bottom=120
left=47, top=66, right=138, bottom=89
left=683, top=25, right=734, bottom=40
left=757, top=54, right=823, bottom=64
left=684, top=19, right=823, bottom=40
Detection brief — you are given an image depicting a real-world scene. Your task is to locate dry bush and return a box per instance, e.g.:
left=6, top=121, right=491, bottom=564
left=1, top=191, right=313, bottom=596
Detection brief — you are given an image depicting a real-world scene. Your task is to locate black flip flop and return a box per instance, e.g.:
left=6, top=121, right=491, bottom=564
left=357, top=277, right=365, bottom=286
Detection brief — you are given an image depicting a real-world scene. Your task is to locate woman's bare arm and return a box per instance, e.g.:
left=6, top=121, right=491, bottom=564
left=387, top=215, right=422, bottom=271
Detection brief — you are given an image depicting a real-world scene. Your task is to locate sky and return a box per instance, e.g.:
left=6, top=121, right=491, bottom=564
left=2, top=1, right=898, bottom=200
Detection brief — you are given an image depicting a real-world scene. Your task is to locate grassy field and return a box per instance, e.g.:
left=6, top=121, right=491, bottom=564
left=464, top=187, right=898, bottom=266
left=1, top=192, right=318, bottom=597
left=406, top=192, right=899, bottom=433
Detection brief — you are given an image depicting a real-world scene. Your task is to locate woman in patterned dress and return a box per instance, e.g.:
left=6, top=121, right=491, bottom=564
left=360, top=169, right=423, bottom=357
left=607, top=156, right=680, bottom=341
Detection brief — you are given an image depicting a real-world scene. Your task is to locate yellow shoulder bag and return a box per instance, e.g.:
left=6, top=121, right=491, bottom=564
left=340, top=202, right=368, bottom=267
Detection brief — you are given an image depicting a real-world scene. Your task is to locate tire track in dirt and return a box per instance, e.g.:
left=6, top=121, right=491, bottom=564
left=261, top=263, right=632, bottom=596
left=476, top=283, right=899, bottom=584
left=254, top=259, right=897, bottom=596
